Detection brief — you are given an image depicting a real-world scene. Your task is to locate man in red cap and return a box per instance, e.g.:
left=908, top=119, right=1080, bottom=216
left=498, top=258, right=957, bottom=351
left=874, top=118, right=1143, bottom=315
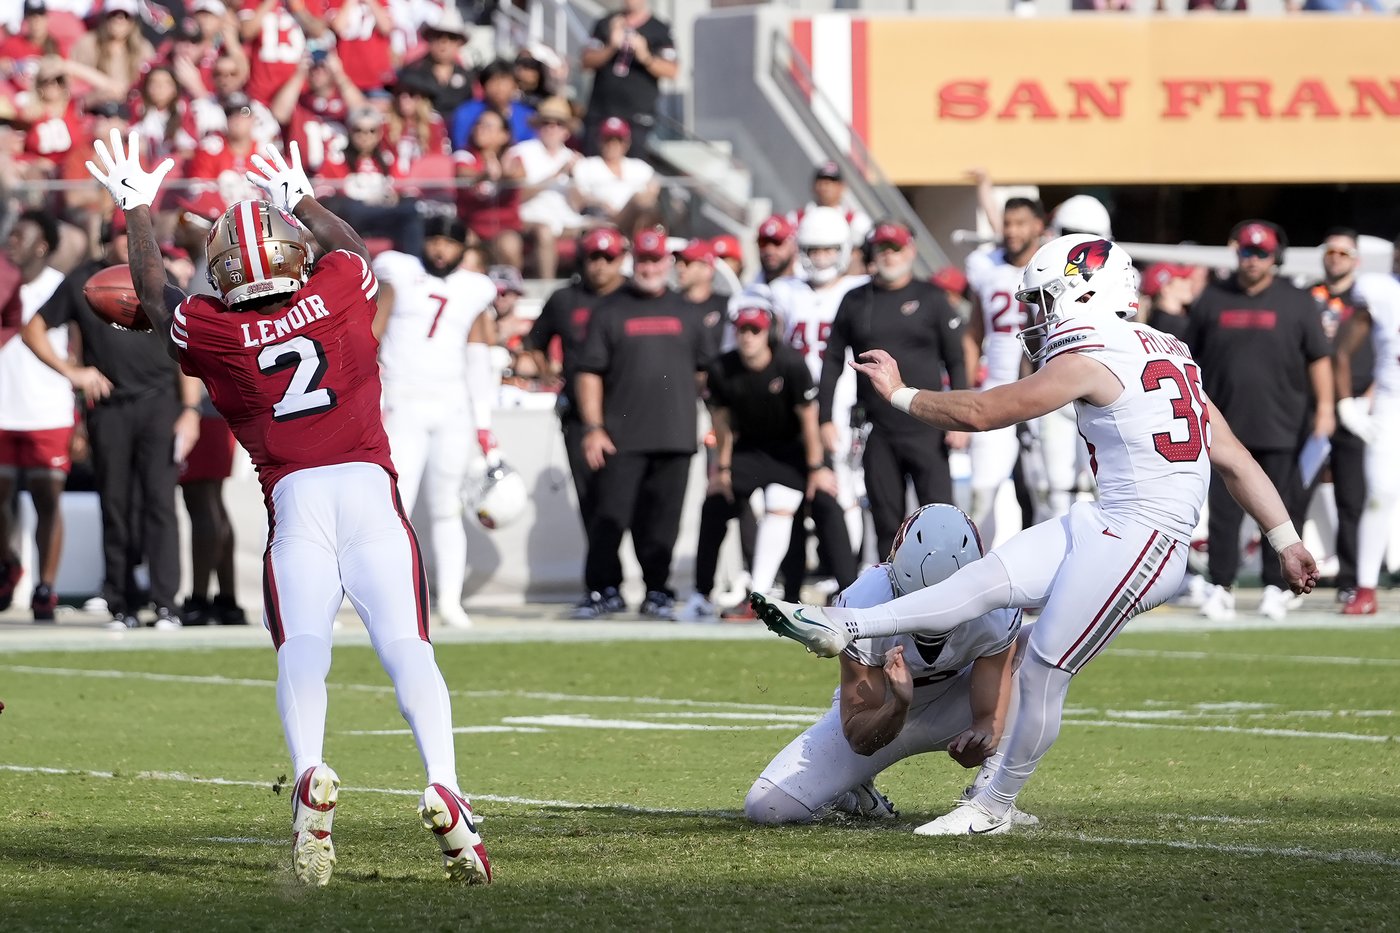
left=710, top=234, right=743, bottom=281
left=1140, top=262, right=1196, bottom=340
left=754, top=214, right=797, bottom=286
left=677, top=238, right=725, bottom=360
left=525, top=226, right=629, bottom=537
left=1186, top=220, right=1334, bottom=623
left=573, top=226, right=713, bottom=620
left=569, top=116, right=660, bottom=236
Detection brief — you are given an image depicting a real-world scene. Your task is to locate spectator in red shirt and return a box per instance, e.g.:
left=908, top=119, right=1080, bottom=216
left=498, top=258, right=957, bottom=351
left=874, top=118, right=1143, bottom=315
left=270, top=49, right=365, bottom=173
left=454, top=107, right=525, bottom=269
left=317, top=105, right=423, bottom=256
left=164, top=1, right=250, bottom=100
left=70, top=0, right=155, bottom=105
left=16, top=58, right=83, bottom=178
left=237, top=0, right=328, bottom=105
left=0, top=1, right=70, bottom=83
left=328, top=0, right=395, bottom=92
left=185, top=92, right=263, bottom=207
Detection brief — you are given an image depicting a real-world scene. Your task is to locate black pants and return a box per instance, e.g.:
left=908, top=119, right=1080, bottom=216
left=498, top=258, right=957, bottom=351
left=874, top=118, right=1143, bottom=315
left=778, top=491, right=858, bottom=601
left=693, top=495, right=757, bottom=598
left=1330, top=426, right=1367, bottom=590
left=585, top=450, right=691, bottom=594
left=1208, top=446, right=1305, bottom=590
left=864, top=427, right=952, bottom=560
left=561, top=417, right=597, bottom=532
left=87, top=394, right=181, bottom=613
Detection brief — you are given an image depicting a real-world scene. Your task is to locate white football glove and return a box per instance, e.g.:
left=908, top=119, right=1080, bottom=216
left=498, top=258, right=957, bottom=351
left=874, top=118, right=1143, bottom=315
left=85, top=129, right=174, bottom=211
left=245, top=142, right=314, bottom=212
left=1337, top=396, right=1376, bottom=444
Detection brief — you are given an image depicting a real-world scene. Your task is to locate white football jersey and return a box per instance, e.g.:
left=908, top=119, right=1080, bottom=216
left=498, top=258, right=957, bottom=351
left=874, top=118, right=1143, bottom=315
left=965, top=248, right=1030, bottom=388
left=373, top=251, right=496, bottom=389
left=0, top=266, right=70, bottom=431
left=770, top=274, right=867, bottom=430
left=1044, top=312, right=1211, bottom=540
left=839, top=564, right=1021, bottom=701
left=1352, top=273, right=1400, bottom=400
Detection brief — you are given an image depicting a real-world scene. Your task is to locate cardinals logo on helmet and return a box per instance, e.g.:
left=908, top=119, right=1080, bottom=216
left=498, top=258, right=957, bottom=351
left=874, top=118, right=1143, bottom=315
left=1063, top=239, right=1113, bottom=281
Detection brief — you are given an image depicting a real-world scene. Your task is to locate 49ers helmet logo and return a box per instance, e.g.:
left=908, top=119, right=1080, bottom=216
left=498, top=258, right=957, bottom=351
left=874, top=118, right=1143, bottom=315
left=1063, top=239, right=1113, bottom=281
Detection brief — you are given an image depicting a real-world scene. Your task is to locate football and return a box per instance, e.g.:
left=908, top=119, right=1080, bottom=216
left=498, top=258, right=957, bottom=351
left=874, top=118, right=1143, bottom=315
left=83, top=264, right=151, bottom=331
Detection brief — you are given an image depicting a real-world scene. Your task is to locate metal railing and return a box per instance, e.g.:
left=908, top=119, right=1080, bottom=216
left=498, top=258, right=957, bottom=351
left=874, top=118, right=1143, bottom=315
left=767, top=28, right=949, bottom=275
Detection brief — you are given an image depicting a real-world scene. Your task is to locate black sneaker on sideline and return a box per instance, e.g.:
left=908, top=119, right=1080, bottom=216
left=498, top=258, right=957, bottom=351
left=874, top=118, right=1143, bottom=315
left=570, top=591, right=615, bottom=620
left=31, top=583, right=57, bottom=623
left=153, top=607, right=182, bottom=631
left=212, top=594, right=249, bottom=625
left=640, top=590, right=676, bottom=620
left=105, top=613, right=140, bottom=632
left=180, top=596, right=213, bottom=626
left=599, top=587, right=626, bottom=614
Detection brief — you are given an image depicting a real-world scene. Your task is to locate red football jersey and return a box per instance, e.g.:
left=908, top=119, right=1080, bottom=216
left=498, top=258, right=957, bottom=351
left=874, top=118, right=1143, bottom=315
left=239, top=0, right=328, bottom=105
left=170, top=249, right=394, bottom=499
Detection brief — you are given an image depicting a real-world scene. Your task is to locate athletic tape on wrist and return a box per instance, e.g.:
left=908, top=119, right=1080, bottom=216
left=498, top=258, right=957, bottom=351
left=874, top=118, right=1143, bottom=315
left=890, top=386, right=918, bottom=414
left=1265, top=521, right=1301, bottom=552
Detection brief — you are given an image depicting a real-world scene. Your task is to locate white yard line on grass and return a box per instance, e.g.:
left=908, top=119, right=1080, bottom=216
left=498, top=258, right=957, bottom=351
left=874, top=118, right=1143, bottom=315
left=1064, top=718, right=1393, bottom=742
left=1110, top=648, right=1400, bottom=667
left=0, top=665, right=827, bottom=715
left=4, top=763, right=1396, bottom=869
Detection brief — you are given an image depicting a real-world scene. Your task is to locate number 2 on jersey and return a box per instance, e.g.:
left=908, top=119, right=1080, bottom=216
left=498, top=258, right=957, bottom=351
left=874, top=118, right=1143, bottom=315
left=258, top=335, right=338, bottom=421
left=985, top=291, right=1023, bottom=334
left=1141, top=359, right=1210, bottom=463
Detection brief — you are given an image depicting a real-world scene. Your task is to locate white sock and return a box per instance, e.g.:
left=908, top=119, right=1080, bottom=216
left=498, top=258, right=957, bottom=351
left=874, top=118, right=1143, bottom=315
left=844, top=505, right=864, bottom=556
left=750, top=512, right=795, bottom=595
left=978, top=657, right=1072, bottom=817
left=825, top=552, right=1015, bottom=639
left=277, top=634, right=332, bottom=779
left=375, top=637, right=459, bottom=791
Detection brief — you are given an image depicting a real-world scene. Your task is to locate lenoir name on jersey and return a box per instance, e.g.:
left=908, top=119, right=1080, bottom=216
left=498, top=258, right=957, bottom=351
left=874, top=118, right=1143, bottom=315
left=238, top=293, right=332, bottom=348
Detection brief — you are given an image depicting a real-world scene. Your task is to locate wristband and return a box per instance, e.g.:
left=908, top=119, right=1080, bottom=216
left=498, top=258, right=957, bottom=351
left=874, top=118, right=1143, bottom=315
left=890, top=386, right=918, bottom=414
left=181, top=405, right=201, bottom=415
left=717, top=466, right=731, bottom=474
left=583, top=423, right=604, bottom=434
left=1265, top=521, right=1301, bottom=552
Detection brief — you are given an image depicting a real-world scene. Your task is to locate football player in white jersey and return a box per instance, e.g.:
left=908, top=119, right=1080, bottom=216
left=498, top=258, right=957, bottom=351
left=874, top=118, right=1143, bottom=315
left=963, top=197, right=1045, bottom=542
left=373, top=216, right=500, bottom=629
left=1333, top=236, right=1400, bottom=615
left=752, top=234, right=1319, bottom=835
left=746, top=504, right=1034, bottom=826
left=770, top=207, right=869, bottom=554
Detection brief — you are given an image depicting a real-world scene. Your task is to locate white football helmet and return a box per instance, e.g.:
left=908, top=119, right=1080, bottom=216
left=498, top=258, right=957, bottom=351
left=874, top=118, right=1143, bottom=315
left=471, top=460, right=527, bottom=530
left=1014, top=234, right=1139, bottom=361
left=796, top=207, right=851, bottom=286
left=887, top=503, right=984, bottom=597
left=1051, top=194, right=1112, bottom=239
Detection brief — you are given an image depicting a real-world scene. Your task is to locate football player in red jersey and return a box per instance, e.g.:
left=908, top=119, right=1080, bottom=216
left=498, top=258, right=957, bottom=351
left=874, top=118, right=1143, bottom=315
left=84, top=130, right=491, bottom=888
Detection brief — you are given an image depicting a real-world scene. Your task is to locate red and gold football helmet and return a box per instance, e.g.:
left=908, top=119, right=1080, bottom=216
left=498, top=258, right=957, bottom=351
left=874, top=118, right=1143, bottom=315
left=205, top=199, right=313, bottom=305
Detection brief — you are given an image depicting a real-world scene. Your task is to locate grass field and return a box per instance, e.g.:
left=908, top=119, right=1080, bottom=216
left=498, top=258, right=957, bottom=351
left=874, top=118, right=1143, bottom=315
left=2, top=623, right=1399, bottom=931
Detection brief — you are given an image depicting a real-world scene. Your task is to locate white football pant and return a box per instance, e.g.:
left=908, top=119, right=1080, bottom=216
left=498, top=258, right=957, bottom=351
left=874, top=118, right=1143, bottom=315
left=265, top=462, right=459, bottom=791
left=1357, top=398, right=1400, bottom=589
left=383, top=382, right=480, bottom=617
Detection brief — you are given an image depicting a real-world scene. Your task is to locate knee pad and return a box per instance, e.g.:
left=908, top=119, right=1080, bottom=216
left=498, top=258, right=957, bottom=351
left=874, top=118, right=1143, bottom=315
left=744, top=777, right=814, bottom=825
left=762, top=484, right=804, bottom=515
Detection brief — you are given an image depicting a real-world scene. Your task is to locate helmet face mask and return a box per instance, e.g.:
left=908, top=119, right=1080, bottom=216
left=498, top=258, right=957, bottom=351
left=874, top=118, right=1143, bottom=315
left=205, top=200, right=313, bottom=306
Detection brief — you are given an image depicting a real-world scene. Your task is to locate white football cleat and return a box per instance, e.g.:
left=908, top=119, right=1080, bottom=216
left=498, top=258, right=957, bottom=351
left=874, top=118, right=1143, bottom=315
left=1199, top=584, right=1236, bottom=621
left=419, top=783, right=493, bottom=884
left=291, top=764, right=339, bottom=886
left=437, top=602, right=473, bottom=629
left=749, top=593, right=851, bottom=658
left=829, top=781, right=898, bottom=820
left=913, top=799, right=1013, bottom=837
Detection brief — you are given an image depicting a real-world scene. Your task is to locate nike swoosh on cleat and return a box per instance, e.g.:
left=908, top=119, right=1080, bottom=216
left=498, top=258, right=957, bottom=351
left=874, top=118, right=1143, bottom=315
left=970, top=823, right=1004, bottom=834
left=1101, top=528, right=1121, bottom=539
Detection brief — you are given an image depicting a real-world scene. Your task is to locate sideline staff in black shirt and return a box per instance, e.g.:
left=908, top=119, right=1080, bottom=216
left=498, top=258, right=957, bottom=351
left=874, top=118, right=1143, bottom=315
left=574, top=229, right=711, bottom=620
left=697, top=300, right=854, bottom=618
left=1185, top=221, right=1333, bottom=609
left=523, top=226, right=628, bottom=529
left=821, top=221, right=969, bottom=558
left=24, top=220, right=200, bottom=627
